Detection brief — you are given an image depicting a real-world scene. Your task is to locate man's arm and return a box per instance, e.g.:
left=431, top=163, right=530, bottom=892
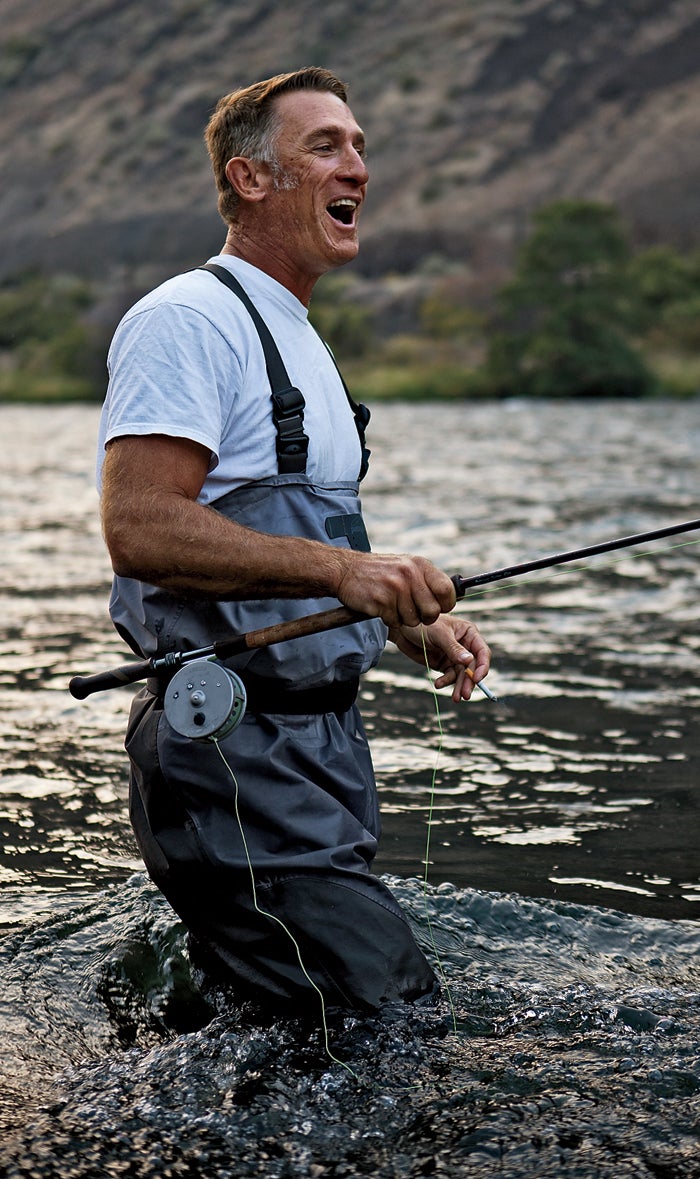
left=101, top=434, right=458, bottom=630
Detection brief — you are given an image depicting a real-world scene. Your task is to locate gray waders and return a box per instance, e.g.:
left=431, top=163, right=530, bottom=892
left=110, top=268, right=438, bottom=1013
left=125, top=680, right=437, bottom=1011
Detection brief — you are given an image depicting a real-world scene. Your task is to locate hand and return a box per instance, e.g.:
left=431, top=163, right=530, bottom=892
left=335, top=552, right=456, bottom=629
left=391, top=615, right=491, bottom=702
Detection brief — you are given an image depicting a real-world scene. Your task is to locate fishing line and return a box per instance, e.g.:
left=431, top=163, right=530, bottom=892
left=212, top=737, right=360, bottom=1082
left=459, top=535, right=700, bottom=603
left=420, top=627, right=459, bottom=1035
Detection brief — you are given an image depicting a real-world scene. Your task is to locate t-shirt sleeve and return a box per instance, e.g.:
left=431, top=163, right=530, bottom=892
left=102, top=302, right=242, bottom=469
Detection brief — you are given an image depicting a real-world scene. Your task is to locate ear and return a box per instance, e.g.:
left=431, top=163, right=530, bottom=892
left=225, top=156, right=270, bottom=204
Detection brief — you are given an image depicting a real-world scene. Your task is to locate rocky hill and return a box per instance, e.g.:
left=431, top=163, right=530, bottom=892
left=2, top=0, right=700, bottom=320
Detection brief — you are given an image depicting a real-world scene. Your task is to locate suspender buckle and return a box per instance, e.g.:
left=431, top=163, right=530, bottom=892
left=200, top=264, right=372, bottom=480
left=272, top=388, right=309, bottom=473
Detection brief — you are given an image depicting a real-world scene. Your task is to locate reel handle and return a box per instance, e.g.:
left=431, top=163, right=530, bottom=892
left=69, top=658, right=152, bottom=699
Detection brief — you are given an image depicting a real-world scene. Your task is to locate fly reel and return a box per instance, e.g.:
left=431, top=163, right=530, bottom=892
left=164, top=659, right=247, bottom=740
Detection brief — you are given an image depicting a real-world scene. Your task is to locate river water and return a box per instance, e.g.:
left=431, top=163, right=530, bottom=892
left=1, top=400, right=699, bottom=1176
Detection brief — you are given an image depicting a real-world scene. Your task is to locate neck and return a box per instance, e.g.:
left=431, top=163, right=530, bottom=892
left=221, top=227, right=317, bottom=306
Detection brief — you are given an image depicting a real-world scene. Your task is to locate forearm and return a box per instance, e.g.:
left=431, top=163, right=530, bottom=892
left=101, top=436, right=457, bottom=626
left=103, top=487, right=350, bottom=600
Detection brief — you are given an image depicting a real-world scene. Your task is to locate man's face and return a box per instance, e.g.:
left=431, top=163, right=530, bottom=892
left=260, top=89, right=369, bottom=287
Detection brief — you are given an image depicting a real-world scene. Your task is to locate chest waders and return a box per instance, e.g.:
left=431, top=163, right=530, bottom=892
left=118, top=266, right=438, bottom=1013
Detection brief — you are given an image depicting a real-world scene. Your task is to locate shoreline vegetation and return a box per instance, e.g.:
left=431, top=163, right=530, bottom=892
left=2, top=202, right=699, bottom=404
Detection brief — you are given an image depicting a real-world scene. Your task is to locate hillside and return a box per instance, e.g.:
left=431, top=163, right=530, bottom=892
left=2, top=0, right=700, bottom=319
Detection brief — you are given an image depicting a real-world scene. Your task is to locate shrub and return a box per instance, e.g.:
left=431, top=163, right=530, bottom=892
left=481, top=200, right=656, bottom=397
left=0, top=271, right=107, bottom=401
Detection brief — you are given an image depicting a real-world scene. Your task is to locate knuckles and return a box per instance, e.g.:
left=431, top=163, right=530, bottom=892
left=340, top=552, right=455, bottom=624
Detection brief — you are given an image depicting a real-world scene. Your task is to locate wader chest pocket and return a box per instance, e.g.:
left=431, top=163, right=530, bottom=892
left=325, top=513, right=370, bottom=552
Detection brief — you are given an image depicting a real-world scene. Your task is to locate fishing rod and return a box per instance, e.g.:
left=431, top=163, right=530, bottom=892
left=451, top=515, right=700, bottom=595
left=69, top=515, right=700, bottom=706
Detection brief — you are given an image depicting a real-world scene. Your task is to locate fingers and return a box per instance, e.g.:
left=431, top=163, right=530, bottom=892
left=393, top=557, right=456, bottom=627
left=336, top=553, right=456, bottom=629
left=464, top=625, right=491, bottom=681
left=433, top=659, right=475, bottom=701
left=334, top=553, right=494, bottom=703
left=426, top=617, right=492, bottom=701
left=434, top=659, right=473, bottom=700
left=453, top=665, right=470, bottom=702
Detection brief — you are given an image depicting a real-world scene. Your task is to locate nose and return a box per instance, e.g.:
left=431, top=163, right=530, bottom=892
left=340, top=141, right=369, bottom=186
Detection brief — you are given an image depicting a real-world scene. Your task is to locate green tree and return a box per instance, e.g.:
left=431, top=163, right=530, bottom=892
left=628, top=245, right=700, bottom=351
left=658, top=294, right=700, bottom=351
left=483, top=200, right=656, bottom=397
left=0, top=271, right=92, bottom=346
left=0, top=271, right=107, bottom=399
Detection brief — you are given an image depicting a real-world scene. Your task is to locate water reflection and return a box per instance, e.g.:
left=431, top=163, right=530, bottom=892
left=359, top=397, right=700, bottom=916
left=1, top=401, right=699, bottom=924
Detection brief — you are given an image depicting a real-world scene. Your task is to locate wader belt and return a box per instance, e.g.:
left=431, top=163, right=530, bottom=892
left=147, top=671, right=359, bottom=715
left=199, top=263, right=371, bottom=480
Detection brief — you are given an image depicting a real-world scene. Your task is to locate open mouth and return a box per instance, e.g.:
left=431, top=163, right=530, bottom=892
left=327, top=198, right=358, bottom=226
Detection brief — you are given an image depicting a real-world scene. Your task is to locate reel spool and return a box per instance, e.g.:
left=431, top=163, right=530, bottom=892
left=164, top=659, right=247, bottom=740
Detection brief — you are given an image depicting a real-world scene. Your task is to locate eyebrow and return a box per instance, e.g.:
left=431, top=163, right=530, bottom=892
left=305, top=124, right=366, bottom=150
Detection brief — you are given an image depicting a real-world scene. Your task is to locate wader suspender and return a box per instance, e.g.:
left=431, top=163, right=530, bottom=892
left=200, top=263, right=371, bottom=480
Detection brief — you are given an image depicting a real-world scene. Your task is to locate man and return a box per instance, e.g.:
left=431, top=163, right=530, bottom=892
left=98, top=67, right=491, bottom=1014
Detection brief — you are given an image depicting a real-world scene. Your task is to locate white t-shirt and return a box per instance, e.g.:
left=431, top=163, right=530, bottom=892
left=97, top=255, right=361, bottom=504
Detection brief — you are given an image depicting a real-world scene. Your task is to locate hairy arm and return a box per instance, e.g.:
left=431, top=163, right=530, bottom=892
left=101, top=434, right=457, bottom=628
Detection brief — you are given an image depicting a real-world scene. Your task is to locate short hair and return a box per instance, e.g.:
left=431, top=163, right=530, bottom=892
left=205, top=67, right=349, bottom=225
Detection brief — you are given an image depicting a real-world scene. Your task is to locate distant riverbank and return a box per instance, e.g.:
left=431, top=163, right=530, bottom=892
left=3, top=349, right=700, bottom=406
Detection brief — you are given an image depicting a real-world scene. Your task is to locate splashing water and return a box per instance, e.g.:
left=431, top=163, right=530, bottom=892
left=1, top=875, right=699, bottom=1177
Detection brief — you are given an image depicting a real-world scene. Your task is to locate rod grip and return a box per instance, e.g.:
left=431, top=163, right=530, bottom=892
left=69, top=658, right=152, bottom=699
left=451, top=574, right=465, bottom=600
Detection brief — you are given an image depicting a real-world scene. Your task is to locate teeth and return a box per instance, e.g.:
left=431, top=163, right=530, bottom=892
left=327, top=197, right=358, bottom=226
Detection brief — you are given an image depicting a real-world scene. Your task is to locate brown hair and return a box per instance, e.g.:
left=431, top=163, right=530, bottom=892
left=205, top=67, right=348, bottom=225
